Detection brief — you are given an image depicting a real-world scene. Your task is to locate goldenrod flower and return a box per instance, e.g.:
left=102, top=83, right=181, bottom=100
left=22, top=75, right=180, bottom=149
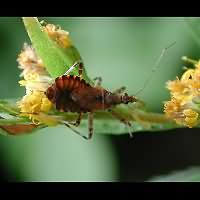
left=19, top=72, right=52, bottom=93
left=17, top=22, right=75, bottom=126
left=17, top=43, right=46, bottom=77
left=18, top=91, right=52, bottom=113
left=183, top=109, right=199, bottom=128
left=17, top=43, right=56, bottom=125
left=166, top=78, right=192, bottom=103
left=20, top=113, right=61, bottom=126
left=17, top=21, right=75, bottom=127
left=164, top=98, right=184, bottom=125
left=164, top=56, right=200, bottom=128
left=42, top=23, right=72, bottom=49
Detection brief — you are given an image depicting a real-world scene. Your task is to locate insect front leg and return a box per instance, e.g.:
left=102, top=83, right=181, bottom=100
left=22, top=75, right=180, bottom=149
left=109, top=109, right=133, bottom=138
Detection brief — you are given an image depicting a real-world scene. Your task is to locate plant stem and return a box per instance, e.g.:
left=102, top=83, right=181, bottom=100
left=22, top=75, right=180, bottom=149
left=0, top=117, right=30, bottom=125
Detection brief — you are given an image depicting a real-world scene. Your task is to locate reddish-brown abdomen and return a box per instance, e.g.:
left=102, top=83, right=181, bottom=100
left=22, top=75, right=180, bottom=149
left=55, top=75, right=87, bottom=91
left=49, top=75, right=90, bottom=112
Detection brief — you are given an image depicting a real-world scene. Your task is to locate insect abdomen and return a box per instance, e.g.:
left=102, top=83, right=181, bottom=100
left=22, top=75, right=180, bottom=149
left=55, top=75, right=88, bottom=91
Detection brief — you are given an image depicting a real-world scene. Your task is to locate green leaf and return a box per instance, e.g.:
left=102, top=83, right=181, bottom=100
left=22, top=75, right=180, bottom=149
left=185, top=17, right=200, bottom=48
left=22, top=17, right=91, bottom=82
left=0, top=98, right=179, bottom=136
left=148, top=167, right=200, bottom=182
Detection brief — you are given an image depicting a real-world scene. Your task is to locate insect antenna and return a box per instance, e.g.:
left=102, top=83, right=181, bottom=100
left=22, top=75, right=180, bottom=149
left=133, top=41, right=176, bottom=96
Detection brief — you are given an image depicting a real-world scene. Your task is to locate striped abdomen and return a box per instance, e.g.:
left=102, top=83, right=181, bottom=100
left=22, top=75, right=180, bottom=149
left=55, top=75, right=89, bottom=92
left=46, top=75, right=90, bottom=112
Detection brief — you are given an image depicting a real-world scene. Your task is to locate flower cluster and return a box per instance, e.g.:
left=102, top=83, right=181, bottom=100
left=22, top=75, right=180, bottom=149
left=17, top=22, right=72, bottom=125
left=164, top=57, right=200, bottom=128
left=43, top=23, right=72, bottom=48
left=17, top=43, right=53, bottom=124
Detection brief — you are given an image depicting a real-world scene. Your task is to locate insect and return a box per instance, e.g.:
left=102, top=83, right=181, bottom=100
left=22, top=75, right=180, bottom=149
left=45, top=41, right=176, bottom=139
left=45, top=61, right=137, bottom=139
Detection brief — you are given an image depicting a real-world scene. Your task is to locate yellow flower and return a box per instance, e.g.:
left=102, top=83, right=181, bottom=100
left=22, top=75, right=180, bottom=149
left=164, top=98, right=184, bottom=124
left=42, top=23, right=72, bottom=49
left=164, top=56, right=200, bottom=128
left=19, top=72, right=53, bottom=93
left=181, top=69, right=195, bottom=81
left=18, top=91, right=52, bottom=114
left=17, top=91, right=55, bottom=125
left=17, top=42, right=57, bottom=126
left=166, top=78, right=191, bottom=102
left=17, top=22, right=73, bottom=127
left=21, top=113, right=61, bottom=126
left=183, top=109, right=199, bottom=128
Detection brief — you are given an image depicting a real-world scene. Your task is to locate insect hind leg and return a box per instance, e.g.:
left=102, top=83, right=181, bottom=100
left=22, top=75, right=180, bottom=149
left=87, top=112, right=94, bottom=139
left=63, top=121, right=88, bottom=140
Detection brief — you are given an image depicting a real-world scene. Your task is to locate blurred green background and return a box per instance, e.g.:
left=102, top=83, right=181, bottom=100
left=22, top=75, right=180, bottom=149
left=0, top=17, right=200, bottom=182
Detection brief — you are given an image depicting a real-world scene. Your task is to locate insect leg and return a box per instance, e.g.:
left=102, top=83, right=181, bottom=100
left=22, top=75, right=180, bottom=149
left=93, top=77, right=102, bottom=87
left=113, top=86, right=126, bottom=95
left=78, top=62, right=84, bottom=79
left=63, top=121, right=88, bottom=140
left=69, top=112, right=83, bottom=126
left=93, top=77, right=105, bottom=109
left=63, top=60, right=83, bottom=77
left=109, top=109, right=133, bottom=138
left=87, top=112, right=94, bottom=139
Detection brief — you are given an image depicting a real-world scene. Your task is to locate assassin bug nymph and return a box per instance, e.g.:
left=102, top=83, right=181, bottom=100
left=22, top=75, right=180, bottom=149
left=45, top=41, right=176, bottom=139
left=45, top=61, right=137, bottom=139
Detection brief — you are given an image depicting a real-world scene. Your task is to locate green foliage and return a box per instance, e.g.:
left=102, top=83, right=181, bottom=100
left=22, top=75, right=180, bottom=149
left=1, top=17, right=200, bottom=181
left=0, top=18, right=180, bottom=136
left=23, top=17, right=91, bottom=82
left=185, top=17, right=200, bottom=48
left=0, top=98, right=178, bottom=136
left=148, top=167, right=200, bottom=182
left=0, top=126, right=118, bottom=181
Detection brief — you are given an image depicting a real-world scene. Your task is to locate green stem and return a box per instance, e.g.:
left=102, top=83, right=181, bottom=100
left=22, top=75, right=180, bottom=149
left=54, top=107, right=171, bottom=123
left=0, top=99, right=180, bottom=135
left=0, top=103, right=19, bottom=115
left=182, top=56, right=198, bottom=65
left=0, top=117, right=30, bottom=125
left=131, top=109, right=173, bottom=123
